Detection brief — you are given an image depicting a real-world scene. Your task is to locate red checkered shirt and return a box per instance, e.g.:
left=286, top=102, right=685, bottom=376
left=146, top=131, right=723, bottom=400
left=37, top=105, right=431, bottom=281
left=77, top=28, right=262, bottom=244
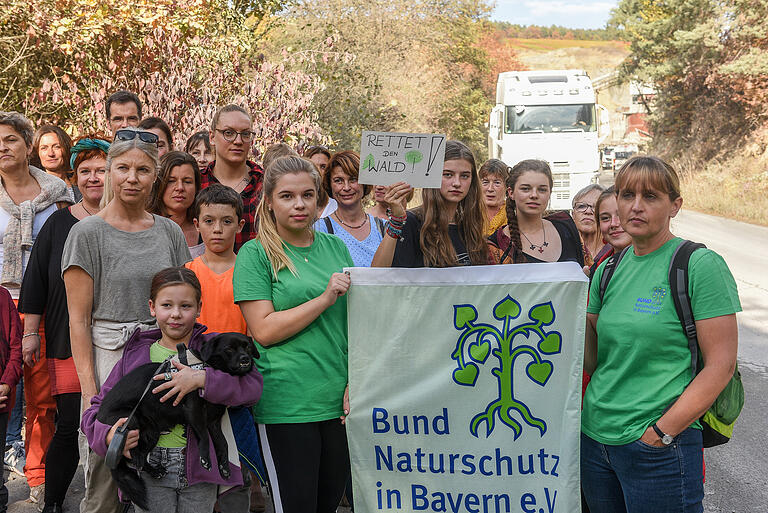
left=200, top=160, right=264, bottom=253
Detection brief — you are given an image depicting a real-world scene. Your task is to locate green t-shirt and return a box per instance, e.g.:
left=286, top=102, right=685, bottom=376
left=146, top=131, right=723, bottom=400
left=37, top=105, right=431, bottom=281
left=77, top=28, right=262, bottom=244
left=583, top=238, right=741, bottom=445
left=233, top=232, right=354, bottom=424
left=150, top=342, right=187, bottom=448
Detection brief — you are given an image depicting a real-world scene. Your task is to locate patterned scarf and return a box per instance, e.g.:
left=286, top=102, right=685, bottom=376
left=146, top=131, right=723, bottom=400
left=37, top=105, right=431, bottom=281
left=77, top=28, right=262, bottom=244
left=0, top=166, right=72, bottom=287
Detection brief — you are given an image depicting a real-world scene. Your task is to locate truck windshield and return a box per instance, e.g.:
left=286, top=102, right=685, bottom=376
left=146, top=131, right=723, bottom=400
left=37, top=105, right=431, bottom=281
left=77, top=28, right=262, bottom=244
left=505, top=104, right=597, bottom=134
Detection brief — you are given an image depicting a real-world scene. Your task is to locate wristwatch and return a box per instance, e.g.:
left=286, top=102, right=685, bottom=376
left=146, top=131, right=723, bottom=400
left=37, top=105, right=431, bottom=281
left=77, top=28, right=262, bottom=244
left=651, top=423, right=674, bottom=445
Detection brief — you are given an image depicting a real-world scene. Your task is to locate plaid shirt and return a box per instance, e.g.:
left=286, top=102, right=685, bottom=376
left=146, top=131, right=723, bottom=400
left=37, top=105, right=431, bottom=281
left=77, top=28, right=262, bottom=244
left=200, top=160, right=264, bottom=253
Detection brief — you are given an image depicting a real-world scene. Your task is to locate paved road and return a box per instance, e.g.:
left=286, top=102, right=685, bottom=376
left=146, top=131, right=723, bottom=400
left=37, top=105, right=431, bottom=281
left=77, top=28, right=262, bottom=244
left=671, top=209, right=768, bottom=513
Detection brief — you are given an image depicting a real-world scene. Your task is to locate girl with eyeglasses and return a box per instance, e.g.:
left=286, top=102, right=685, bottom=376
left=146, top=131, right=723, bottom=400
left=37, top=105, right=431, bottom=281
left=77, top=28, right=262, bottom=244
left=201, top=105, right=264, bottom=252
left=62, top=127, right=191, bottom=513
left=572, top=184, right=606, bottom=267
left=487, top=159, right=584, bottom=266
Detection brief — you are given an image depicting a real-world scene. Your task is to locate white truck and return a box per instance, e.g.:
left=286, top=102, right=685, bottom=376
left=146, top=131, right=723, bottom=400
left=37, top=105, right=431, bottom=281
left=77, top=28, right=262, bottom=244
left=488, top=70, right=609, bottom=210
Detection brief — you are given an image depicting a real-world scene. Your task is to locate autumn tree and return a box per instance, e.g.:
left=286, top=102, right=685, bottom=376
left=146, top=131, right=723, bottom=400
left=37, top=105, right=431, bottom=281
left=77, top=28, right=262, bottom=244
left=610, top=0, right=768, bottom=159
left=1, top=0, right=324, bottom=154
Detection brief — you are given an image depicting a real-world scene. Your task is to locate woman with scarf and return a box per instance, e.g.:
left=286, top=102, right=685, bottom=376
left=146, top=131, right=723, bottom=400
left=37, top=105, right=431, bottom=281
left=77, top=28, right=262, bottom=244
left=0, top=111, right=72, bottom=506
left=20, top=135, right=110, bottom=513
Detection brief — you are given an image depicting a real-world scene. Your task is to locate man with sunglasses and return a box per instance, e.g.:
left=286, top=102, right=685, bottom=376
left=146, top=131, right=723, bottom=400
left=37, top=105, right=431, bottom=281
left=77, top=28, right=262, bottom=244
left=201, top=105, right=263, bottom=252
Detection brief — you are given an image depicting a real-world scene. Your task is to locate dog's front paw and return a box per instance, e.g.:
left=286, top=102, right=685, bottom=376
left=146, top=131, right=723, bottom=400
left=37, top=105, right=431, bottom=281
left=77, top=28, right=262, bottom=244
left=218, top=462, right=230, bottom=479
left=200, top=456, right=211, bottom=470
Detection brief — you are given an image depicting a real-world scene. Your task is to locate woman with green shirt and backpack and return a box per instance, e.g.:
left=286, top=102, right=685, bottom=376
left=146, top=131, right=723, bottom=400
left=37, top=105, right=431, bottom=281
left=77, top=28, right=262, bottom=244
left=233, top=156, right=353, bottom=513
left=581, top=156, right=741, bottom=513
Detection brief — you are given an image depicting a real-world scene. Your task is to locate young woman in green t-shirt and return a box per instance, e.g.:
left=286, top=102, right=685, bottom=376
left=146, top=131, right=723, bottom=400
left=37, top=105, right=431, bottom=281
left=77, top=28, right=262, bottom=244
left=581, top=156, right=740, bottom=513
left=233, top=156, right=354, bottom=513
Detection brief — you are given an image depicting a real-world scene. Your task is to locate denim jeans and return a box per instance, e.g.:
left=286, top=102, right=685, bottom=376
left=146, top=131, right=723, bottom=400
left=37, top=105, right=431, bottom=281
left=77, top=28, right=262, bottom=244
left=135, top=447, right=217, bottom=513
left=5, top=381, right=22, bottom=445
left=581, top=428, right=704, bottom=513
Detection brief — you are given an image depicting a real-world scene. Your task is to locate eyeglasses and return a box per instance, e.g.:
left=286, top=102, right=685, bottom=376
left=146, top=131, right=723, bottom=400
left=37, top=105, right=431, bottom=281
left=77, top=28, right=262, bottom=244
left=215, top=129, right=256, bottom=143
left=574, top=202, right=595, bottom=213
left=114, top=129, right=159, bottom=145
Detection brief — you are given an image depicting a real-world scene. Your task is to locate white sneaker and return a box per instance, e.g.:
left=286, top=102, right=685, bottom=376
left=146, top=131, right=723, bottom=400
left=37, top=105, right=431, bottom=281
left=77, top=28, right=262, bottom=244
left=3, top=441, right=25, bottom=477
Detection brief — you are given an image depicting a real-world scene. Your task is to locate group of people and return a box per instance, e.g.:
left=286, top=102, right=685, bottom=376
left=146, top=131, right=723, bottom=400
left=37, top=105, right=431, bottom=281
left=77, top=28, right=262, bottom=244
left=0, top=87, right=740, bottom=513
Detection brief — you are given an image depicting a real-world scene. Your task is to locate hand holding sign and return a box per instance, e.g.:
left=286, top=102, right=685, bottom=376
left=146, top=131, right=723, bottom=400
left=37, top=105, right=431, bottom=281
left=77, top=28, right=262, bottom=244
left=381, top=182, right=413, bottom=218
left=359, top=131, right=446, bottom=188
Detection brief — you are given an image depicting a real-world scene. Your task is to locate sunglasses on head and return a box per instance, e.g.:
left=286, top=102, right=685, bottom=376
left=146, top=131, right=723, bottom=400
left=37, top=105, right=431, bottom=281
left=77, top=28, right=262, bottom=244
left=114, top=129, right=159, bottom=145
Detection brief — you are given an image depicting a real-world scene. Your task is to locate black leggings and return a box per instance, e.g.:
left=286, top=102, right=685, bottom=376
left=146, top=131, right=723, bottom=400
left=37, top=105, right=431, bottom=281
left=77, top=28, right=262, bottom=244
left=259, top=419, right=350, bottom=513
left=44, top=393, right=80, bottom=507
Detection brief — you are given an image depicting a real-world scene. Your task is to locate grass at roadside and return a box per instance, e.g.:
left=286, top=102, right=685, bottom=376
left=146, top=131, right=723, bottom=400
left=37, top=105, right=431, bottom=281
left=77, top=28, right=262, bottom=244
left=678, top=154, right=768, bottom=226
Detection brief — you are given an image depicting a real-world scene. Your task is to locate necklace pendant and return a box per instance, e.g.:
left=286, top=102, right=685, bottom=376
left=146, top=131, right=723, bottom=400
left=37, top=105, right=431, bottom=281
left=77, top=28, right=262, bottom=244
left=529, top=244, right=536, bottom=250
left=538, top=247, right=545, bottom=253
left=543, top=242, right=548, bottom=247
left=304, top=257, right=309, bottom=262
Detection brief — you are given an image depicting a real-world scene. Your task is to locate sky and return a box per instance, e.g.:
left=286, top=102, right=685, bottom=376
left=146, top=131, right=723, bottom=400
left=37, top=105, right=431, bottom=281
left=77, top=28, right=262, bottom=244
left=491, top=0, right=618, bottom=30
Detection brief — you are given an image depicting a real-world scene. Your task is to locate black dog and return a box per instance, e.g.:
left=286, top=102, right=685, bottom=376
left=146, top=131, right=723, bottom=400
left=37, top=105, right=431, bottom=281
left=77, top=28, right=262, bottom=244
left=96, top=332, right=259, bottom=510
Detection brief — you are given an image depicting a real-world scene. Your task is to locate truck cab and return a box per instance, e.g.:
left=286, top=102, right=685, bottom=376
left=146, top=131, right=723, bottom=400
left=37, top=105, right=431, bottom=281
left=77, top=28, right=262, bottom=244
left=488, top=70, right=609, bottom=210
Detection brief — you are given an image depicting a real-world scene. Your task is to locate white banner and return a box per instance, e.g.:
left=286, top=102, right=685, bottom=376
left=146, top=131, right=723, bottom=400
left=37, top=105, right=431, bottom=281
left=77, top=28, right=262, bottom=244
left=346, top=264, right=587, bottom=513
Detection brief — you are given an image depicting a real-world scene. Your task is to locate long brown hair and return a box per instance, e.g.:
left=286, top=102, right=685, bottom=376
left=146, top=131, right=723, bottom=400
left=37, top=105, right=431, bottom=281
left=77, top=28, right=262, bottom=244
left=415, top=140, right=487, bottom=267
left=505, top=159, right=553, bottom=263
left=148, top=151, right=201, bottom=222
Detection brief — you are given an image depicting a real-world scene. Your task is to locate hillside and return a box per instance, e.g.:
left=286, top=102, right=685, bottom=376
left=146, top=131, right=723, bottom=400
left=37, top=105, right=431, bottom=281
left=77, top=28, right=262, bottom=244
left=510, top=39, right=629, bottom=79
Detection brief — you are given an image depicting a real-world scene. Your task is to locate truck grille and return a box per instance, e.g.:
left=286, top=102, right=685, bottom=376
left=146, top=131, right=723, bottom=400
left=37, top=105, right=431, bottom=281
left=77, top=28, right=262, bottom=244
left=553, top=173, right=570, bottom=189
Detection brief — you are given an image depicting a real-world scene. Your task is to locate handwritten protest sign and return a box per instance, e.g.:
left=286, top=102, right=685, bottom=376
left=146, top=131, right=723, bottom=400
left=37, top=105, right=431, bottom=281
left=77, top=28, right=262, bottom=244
left=346, top=264, right=587, bottom=513
left=359, top=131, right=446, bottom=188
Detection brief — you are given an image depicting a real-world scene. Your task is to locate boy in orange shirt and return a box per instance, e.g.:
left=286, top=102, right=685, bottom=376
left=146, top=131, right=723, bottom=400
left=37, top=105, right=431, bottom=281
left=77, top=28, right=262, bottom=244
left=186, top=184, right=267, bottom=512
left=186, top=184, right=247, bottom=334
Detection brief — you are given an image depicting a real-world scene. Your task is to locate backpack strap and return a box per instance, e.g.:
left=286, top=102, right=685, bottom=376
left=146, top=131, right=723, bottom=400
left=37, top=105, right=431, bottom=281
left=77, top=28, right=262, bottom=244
left=323, top=217, right=334, bottom=234
left=375, top=217, right=385, bottom=237
left=598, top=245, right=631, bottom=303
left=668, top=240, right=706, bottom=378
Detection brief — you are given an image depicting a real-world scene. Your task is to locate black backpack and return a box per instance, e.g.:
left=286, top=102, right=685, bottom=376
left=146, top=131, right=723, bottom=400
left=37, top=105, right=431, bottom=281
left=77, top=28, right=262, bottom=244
left=598, top=240, right=744, bottom=448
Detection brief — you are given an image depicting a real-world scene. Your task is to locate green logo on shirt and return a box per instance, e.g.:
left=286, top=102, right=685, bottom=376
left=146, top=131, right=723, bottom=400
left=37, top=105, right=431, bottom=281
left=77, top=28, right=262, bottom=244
left=450, top=296, right=562, bottom=440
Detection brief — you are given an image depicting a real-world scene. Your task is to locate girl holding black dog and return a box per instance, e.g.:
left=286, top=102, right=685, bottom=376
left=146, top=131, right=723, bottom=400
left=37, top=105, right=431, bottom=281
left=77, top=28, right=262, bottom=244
left=81, top=267, right=263, bottom=513
left=234, top=156, right=354, bottom=513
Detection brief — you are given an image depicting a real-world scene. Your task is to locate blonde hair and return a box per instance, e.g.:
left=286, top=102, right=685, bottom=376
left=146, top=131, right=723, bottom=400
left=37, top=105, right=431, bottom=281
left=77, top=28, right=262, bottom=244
left=102, top=127, right=159, bottom=207
left=255, top=156, right=321, bottom=279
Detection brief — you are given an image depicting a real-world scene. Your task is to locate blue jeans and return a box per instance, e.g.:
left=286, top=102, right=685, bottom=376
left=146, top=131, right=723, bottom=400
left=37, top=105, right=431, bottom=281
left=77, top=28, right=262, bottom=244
left=135, top=447, right=217, bottom=513
left=5, top=381, right=23, bottom=445
left=581, top=428, right=704, bottom=513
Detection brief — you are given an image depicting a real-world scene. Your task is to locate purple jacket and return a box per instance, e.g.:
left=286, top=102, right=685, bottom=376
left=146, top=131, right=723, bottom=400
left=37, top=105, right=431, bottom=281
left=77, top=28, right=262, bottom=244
left=81, top=324, right=263, bottom=488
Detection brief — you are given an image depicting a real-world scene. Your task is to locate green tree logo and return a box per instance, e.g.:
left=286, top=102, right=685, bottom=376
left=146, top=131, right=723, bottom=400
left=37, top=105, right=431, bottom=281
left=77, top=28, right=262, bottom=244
left=404, top=150, right=423, bottom=172
left=451, top=295, right=562, bottom=439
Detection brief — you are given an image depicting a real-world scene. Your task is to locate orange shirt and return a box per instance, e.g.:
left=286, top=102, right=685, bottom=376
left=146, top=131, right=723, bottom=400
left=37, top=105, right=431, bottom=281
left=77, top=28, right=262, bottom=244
left=185, top=257, right=247, bottom=335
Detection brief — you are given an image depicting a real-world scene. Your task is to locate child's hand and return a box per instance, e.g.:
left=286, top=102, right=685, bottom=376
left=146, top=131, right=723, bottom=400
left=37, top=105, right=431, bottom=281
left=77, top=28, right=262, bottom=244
left=152, top=360, right=206, bottom=406
left=106, top=418, right=139, bottom=458
left=0, top=384, right=10, bottom=408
